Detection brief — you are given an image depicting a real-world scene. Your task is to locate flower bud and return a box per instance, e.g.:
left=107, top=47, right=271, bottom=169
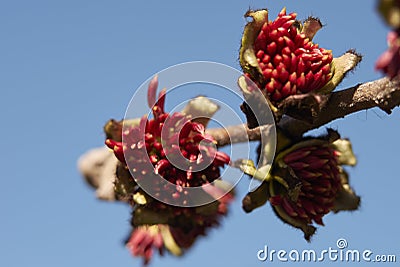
left=237, top=130, right=360, bottom=241
left=127, top=185, right=234, bottom=264
left=240, top=8, right=332, bottom=103
left=268, top=130, right=360, bottom=240
left=239, top=7, right=361, bottom=117
left=105, top=76, right=231, bottom=205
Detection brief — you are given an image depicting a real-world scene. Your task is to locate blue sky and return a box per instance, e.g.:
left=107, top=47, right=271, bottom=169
left=1, top=0, right=399, bottom=266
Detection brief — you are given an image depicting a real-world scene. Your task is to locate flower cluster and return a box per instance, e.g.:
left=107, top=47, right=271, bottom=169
left=104, top=76, right=233, bottom=264
left=240, top=8, right=336, bottom=104
left=271, top=143, right=341, bottom=227
left=239, top=130, right=360, bottom=240
left=126, top=225, right=163, bottom=265
left=239, top=8, right=361, bottom=122
left=253, top=8, right=333, bottom=102
left=125, top=186, right=233, bottom=265
left=105, top=76, right=230, bottom=204
left=376, top=0, right=400, bottom=78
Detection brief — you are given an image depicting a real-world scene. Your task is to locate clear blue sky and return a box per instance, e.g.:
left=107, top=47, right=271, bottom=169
left=1, top=0, right=398, bottom=266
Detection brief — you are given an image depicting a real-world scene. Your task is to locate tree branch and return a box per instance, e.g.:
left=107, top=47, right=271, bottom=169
left=206, top=124, right=263, bottom=147
left=207, top=77, right=400, bottom=145
left=280, top=76, right=400, bottom=138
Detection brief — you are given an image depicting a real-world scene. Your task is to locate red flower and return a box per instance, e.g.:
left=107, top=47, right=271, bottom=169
left=238, top=130, right=360, bottom=240
left=126, top=185, right=234, bottom=264
left=376, top=30, right=400, bottom=78
left=126, top=225, right=164, bottom=266
left=255, top=9, right=332, bottom=101
left=270, top=144, right=341, bottom=227
left=240, top=8, right=333, bottom=104
left=104, top=77, right=235, bottom=263
left=105, top=76, right=230, bottom=204
left=267, top=132, right=360, bottom=240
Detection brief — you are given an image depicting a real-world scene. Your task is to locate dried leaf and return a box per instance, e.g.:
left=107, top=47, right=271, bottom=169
left=242, top=181, right=269, bottom=213
left=332, top=139, right=357, bottom=166
left=301, top=17, right=323, bottom=40
left=378, top=0, right=400, bottom=28
left=318, top=51, right=362, bottom=94
left=159, top=225, right=183, bottom=256
left=233, top=159, right=271, bottom=182
left=77, top=146, right=118, bottom=201
left=333, top=171, right=361, bottom=212
left=239, top=9, right=269, bottom=82
left=181, top=96, right=219, bottom=127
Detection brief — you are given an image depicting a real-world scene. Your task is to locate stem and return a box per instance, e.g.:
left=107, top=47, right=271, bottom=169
left=206, top=77, right=400, bottom=145
left=206, top=124, right=260, bottom=147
